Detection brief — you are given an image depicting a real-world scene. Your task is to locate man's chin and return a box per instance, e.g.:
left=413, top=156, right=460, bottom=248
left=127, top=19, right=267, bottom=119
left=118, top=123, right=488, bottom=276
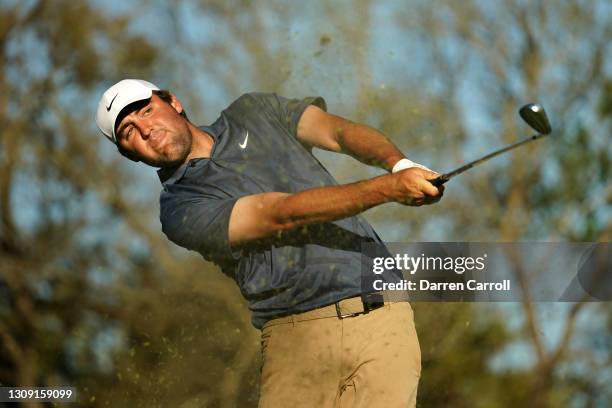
left=145, top=153, right=189, bottom=169
left=141, top=140, right=192, bottom=169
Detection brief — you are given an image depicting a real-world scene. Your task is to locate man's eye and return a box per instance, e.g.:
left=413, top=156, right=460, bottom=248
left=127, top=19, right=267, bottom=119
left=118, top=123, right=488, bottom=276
left=144, top=107, right=152, bottom=115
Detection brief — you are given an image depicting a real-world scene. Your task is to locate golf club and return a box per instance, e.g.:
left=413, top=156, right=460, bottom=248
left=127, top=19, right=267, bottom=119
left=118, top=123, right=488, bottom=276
left=430, top=103, right=552, bottom=187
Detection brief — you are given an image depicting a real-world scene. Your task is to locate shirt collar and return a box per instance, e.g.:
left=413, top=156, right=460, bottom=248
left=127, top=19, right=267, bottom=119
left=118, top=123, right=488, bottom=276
left=157, top=162, right=188, bottom=184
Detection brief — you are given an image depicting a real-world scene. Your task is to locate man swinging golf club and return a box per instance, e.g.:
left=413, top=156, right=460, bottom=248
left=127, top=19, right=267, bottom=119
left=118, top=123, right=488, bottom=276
left=96, top=79, right=445, bottom=407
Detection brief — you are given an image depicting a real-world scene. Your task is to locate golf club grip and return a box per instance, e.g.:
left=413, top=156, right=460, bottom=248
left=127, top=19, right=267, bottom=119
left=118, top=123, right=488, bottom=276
left=430, top=175, right=449, bottom=187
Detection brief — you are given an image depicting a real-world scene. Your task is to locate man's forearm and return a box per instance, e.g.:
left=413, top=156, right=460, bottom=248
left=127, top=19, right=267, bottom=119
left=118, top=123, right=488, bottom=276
left=272, top=175, right=393, bottom=231
left=335, top=120, right=404, bottom=172
left=229, top=168, right=441, bottom=246
left=229, top=169, right=441, bottom=246
left=270, top=167, right=440, bottom=233
left=230, top=175, right=396, bottom=245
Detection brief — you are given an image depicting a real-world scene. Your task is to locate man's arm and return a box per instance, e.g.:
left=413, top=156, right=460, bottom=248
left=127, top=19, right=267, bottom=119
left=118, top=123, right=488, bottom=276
left=229, top=167, right=442, bottom=247
left=296, top=105, right=407, bottom=172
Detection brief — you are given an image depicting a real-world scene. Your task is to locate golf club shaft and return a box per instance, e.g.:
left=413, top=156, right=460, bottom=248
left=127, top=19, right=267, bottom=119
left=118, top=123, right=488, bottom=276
left=430, top=133, right=548, bottom=187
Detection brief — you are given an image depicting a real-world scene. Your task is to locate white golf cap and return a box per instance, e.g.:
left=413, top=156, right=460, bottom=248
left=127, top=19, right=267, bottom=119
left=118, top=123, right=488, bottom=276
left=95, top=79, right=160, bottom=144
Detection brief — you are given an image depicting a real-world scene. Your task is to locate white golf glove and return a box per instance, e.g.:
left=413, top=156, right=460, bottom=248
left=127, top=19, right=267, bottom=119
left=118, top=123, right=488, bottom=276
left=391, top=158, right=433, bottom=173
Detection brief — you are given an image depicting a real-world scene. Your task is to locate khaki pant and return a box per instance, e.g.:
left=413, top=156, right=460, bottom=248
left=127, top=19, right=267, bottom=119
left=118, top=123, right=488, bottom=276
left=259, top=300, right=421, bottom=407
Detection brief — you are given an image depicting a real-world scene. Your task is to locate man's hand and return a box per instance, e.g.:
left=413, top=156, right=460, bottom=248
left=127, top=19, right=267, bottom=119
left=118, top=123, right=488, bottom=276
left=386, top=167, right=445, bottom=206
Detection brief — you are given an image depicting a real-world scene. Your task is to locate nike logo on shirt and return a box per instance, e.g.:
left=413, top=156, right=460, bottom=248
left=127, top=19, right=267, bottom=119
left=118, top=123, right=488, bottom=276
left=239, top=131, right=249, bottom=149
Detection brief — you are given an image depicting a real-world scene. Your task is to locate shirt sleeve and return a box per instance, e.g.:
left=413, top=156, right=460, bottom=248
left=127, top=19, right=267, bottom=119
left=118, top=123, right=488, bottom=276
left=159, top=190, right=240, bottom=266
left=245, top=93, right=327, bottom=137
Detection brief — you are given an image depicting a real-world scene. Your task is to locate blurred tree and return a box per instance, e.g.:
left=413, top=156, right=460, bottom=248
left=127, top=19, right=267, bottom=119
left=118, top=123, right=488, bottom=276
left=1, top=0, right=610, bottom=407
left=388, top=1, right=612, bottom=407
left=0, top=1, right=258, bottom=407
left=0, top=0, right=160, bottom=399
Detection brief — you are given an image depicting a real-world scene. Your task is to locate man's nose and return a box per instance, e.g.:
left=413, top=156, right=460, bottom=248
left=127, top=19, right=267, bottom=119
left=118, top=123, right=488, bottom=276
left=134, top=118, right=153, bottom=139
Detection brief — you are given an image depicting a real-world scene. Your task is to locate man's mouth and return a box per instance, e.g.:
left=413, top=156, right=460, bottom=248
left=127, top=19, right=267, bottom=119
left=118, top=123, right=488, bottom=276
left=149, top=130, right=167, bottom=150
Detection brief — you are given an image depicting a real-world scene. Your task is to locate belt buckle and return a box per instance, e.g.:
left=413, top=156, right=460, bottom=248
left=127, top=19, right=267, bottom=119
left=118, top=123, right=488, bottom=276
left=334, top=301, right=361, bottom=319
left=362, top=293, right=385, bottom=314
left=363, top=300, right=384, bottom=313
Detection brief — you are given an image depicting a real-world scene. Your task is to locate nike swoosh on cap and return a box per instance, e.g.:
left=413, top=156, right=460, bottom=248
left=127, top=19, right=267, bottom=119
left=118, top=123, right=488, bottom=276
left=106, top=93, right=119, bottom=111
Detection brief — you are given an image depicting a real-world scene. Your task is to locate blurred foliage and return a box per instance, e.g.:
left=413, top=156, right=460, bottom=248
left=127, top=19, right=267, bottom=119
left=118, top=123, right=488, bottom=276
left=0, top=0, right=610, bottom=407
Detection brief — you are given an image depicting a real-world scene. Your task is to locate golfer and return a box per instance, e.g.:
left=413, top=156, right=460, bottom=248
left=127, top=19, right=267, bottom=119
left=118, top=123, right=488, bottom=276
left=96, top=79, right=444, bottom=407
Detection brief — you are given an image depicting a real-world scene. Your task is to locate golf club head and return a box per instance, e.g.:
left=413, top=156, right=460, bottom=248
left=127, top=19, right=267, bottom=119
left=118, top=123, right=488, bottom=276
left=519, top=103, right=552, bottom=134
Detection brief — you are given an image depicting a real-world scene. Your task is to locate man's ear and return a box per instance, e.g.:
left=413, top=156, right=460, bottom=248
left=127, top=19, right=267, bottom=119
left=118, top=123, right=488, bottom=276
left=169, top=94, right=185, bottom=116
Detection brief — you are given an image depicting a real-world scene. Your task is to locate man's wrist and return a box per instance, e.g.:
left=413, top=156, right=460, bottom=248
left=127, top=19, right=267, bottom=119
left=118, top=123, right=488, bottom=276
left=391, top=158, right=432, bottom=173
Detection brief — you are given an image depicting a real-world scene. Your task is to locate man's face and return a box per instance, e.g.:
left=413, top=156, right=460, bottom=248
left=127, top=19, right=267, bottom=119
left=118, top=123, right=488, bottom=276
left=115, top=93, right=192, bottom=168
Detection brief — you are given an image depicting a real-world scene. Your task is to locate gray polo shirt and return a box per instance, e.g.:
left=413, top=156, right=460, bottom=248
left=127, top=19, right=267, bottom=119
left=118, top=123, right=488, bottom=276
left=158, top=93, right=388, bottom=328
